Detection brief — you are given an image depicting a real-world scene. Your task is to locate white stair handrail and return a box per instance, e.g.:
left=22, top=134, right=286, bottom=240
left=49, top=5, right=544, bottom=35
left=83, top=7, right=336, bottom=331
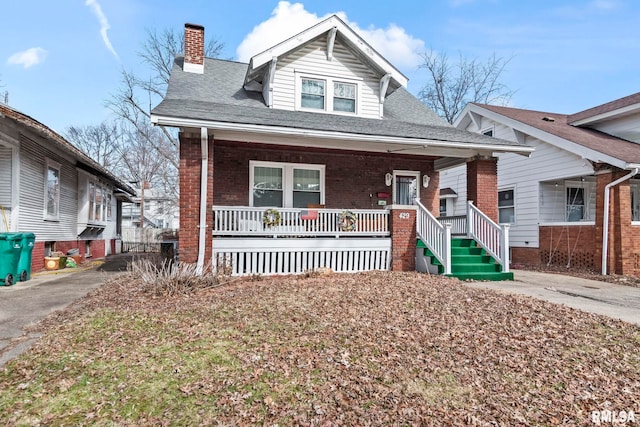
left=466, top=201, right=510, bottom=272
left=415, top=200, right=451, bottom=275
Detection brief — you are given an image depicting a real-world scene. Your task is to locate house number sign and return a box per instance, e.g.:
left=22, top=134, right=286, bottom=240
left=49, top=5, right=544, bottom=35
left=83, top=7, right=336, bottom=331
left=398, top=212, right=410, bottom=219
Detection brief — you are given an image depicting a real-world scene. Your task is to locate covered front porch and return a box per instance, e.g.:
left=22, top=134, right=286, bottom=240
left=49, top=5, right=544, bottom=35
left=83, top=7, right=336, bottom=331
left=174, top=126, right=532, bottom=277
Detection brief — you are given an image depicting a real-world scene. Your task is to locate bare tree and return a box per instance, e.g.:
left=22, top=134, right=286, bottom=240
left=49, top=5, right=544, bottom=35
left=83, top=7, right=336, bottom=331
left=65, top=122, right=123, bottom=171
left=0, top=76, right=8, bottom=105
left=417, top=50, right=515, bottom=124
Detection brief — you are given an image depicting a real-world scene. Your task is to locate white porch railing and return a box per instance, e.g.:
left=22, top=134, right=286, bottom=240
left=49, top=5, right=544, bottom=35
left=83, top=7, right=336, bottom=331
left=466, top=201, right=510, bottom=273
left=438, top=215, right=466, bottom=235
left=212, top=206, right=389, bottom=237
left=416, top=200, right=452, bottom=275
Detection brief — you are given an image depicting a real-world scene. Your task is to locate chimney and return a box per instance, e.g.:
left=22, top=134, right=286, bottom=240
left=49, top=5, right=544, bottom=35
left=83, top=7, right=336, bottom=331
left=184, top=23, right=205, bottom=74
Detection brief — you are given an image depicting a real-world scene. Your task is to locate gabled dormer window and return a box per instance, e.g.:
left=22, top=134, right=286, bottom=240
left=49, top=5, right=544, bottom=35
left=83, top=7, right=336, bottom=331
left=297, top=73, right=358, bottom=115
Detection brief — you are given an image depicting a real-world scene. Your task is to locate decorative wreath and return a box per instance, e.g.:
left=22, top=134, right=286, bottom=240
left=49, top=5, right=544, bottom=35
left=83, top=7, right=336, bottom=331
left=262, top=208, right=281, bottom=227
left=338, top=210, right=357, bottom=232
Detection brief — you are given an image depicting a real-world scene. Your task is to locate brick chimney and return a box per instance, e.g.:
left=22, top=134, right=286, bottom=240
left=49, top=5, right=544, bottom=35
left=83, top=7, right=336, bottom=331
left=184, top=23, right=204, bottom=74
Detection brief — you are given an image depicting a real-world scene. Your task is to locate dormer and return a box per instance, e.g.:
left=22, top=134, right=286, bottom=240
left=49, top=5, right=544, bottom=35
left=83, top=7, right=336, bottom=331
left=239, top=15, right=408, bottom=119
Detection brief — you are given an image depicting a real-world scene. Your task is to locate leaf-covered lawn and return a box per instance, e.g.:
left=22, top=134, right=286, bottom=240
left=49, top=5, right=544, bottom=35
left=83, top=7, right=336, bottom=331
left=1, top=271, right=639, bottom=426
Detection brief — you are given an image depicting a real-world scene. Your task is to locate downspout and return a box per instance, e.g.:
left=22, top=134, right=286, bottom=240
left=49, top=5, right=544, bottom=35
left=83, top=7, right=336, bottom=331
left=196, top=127, right=209, bottom=275
left=601, top=167, right=639, bottom=275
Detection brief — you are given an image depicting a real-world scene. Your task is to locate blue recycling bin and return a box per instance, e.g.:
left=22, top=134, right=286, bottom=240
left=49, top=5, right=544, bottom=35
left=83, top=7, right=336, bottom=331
left=17, top=232, right=35, bottom=281
left=0, top=233, right=23, bottom=286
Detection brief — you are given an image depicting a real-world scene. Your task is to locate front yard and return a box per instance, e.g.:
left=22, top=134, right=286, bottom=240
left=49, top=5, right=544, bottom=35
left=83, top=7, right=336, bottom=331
left=1, top=270, right=639, bottom=425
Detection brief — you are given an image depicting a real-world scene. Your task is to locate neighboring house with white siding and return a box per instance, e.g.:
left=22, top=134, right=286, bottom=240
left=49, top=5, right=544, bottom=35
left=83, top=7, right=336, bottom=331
left=442, top=93, right=640, bottom=276
left=150, top=16, right=533, bottom=279
left=0, top=103, right=135, bottom=272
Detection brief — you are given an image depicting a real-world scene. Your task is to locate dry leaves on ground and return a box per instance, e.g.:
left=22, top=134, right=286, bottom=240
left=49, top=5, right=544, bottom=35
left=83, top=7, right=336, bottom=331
left=3, top=271, right=640, bottom=426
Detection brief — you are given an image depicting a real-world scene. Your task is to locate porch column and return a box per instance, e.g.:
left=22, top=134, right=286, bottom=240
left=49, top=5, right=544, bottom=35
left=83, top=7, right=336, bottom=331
left=179, top=131, right=214, bottom=264
left=466, top=157, right=498, bottom=223
left=595, top=170, right=634, bottom=275
left=389, top=205, right=416, bottom=271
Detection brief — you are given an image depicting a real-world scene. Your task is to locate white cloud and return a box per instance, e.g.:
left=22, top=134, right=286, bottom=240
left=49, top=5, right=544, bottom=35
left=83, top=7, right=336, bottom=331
left=85, top=0, right=119, bottom=59
left=7, top=47, right=48, bottom=68
left=236, top=1, right=425, bottom=71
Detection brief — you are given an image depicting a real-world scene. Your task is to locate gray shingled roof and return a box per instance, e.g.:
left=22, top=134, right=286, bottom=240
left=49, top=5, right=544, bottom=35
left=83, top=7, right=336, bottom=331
left=152, top=57, right=529, bottom=150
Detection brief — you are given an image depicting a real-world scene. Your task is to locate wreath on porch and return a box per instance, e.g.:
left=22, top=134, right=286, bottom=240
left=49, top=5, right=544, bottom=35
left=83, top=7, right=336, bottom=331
left=338, top=210, right=357, bottom=232
left=262, top=208, right=281, bottom=227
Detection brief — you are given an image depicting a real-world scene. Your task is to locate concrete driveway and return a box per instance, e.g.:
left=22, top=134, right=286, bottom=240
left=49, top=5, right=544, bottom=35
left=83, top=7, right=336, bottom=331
left=0, top=253, right=136, bottom=367
left=464, top=270, right=640, bottom=326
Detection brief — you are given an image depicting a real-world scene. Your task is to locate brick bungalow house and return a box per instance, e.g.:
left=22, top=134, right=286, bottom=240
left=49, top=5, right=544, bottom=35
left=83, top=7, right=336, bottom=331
left=443, top=93, right=640, bottom=276
left=150, top=16, right=533, bottom=278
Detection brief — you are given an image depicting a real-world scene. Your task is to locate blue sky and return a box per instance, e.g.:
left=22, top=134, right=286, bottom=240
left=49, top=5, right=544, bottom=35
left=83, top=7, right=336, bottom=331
left=1, top=0, right=639, bottom=133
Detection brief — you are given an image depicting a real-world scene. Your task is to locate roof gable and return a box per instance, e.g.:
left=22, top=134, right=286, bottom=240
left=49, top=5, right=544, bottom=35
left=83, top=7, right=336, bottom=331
left=569, top=92, right=640, bottom=126
left=243, top=15, right=407, bottom=93
left=457, top=103, right=640, bottom=169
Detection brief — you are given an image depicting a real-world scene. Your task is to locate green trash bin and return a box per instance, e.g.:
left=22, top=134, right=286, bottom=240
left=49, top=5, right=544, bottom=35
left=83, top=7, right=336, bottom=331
left=17, top=232, right=35, bottom=281
left=0, top=233, right=23, bottom=286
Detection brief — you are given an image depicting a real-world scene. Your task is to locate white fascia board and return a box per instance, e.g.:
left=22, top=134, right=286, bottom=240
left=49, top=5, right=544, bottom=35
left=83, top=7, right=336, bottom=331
left=464, top=104, right=631, bottom=170
left=246, top=15, right=407, bottom=88
left=151, top=114, right=535, bottom=156
left=570, top=103, right=640, bottom=126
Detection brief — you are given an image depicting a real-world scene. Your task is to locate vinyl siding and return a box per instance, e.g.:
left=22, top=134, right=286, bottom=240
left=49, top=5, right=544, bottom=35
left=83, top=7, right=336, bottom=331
left=19, top=134, right=79, bottom=241
left=272, top=38, right=382, bottom=119
left=587, top=114, right=640, bottom=144
left=0, top=145, right=11, bottom=231
left=446, top=115, right=596, bottom=248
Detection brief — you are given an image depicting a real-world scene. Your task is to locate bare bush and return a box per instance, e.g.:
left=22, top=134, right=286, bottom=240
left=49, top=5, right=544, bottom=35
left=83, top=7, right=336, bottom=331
left=126, top=258, right=231, bottom=296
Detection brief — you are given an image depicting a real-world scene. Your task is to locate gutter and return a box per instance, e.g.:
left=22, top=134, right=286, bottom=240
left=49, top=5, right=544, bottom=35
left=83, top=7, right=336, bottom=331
left=150, top=114, right=535, bottom=156
left=196, top=127, right=208, bottom=275
left=601, top=167, right=639, bottom=275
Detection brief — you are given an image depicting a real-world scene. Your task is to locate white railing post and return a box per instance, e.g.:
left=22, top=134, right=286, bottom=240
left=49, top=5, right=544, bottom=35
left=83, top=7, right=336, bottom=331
left=466, top=201, right=474, bottom=239
left=443, top=223, right=452, bottom=275
left=501, top=224, right=510, bottom=273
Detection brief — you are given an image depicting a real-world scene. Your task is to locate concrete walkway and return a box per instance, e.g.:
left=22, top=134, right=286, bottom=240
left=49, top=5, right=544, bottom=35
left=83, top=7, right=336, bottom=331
left=0, top=253, right=136, bottom=367
left=464, top=270, right=640, bottom=326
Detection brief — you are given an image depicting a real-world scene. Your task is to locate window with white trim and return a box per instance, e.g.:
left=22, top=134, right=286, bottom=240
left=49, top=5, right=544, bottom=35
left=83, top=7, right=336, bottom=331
left=250, top=161, right=324, bottom=208
left=498, top=189, right=515, bottom=224
left=45, top=159, right=60, bottom=220
left=632, top=183, right=640, bottom=221
left=297, top=74, right=358, bottom=114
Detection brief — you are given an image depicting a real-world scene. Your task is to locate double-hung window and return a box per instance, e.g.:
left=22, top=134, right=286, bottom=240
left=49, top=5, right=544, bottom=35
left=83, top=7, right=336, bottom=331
left=566, top=187, right=585, bottom=222
left=498, top=189, right=515, bottom=224
left=251, top=161, right=324, bottom=208
left=45, top=159, right=60, bottom=220
left=88, top=181, right=111, bottom=223
left=298, top=74, right=358, bottom=114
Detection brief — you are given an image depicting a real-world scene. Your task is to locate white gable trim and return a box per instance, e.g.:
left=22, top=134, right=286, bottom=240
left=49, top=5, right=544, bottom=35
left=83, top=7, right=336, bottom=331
left=456, top=104, right=640, bottom=170
left=245, top=15, right=407, bottom=89
left=570, top=102, right=640, bottom=126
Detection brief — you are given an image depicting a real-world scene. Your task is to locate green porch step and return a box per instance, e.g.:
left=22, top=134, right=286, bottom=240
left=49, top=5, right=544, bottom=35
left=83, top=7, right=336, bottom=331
left=418, top=238, right=513, bottom=281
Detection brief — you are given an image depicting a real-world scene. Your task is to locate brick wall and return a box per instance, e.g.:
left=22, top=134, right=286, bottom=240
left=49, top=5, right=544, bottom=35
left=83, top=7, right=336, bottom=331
left=213, top=140, right=438, bottom=209
left=388, top=207, right=416, bottom=271
left=510, top=247, right=540, bottom=267
left=31, top=239, right=106, bottom=272
left=466, top=158, right=498, bottom=223
left=538, top=225, right=596, bottom=270
left=179, top=132, right=214, bottom=264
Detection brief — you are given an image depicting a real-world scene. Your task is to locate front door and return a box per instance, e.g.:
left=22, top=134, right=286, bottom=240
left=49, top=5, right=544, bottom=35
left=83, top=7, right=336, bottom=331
left=394, top=172, right=419, bottom=205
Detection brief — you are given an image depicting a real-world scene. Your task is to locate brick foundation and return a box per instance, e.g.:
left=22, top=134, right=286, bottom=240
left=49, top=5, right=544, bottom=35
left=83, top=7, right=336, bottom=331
left=538, top=225, right=596, bottom=270
left=510, top=247, right=540, bottom=267
left=31, top=239, right=106, bottom=272
left=389, top=206, right=416, bottom=271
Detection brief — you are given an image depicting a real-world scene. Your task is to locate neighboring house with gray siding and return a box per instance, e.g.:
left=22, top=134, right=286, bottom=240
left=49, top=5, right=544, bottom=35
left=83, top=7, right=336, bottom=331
left=0, top=103, right=135, bottom=272
left=441, top=93, right=640, bottom=276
